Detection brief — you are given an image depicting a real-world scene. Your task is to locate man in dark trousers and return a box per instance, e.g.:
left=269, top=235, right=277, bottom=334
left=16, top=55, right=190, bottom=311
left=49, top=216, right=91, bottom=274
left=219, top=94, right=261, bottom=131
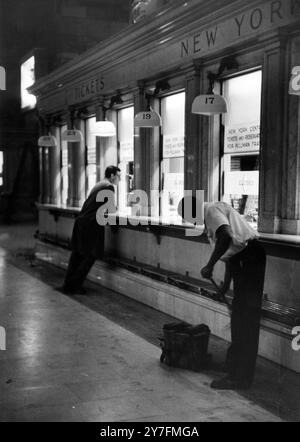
left=201, top=202, right=266, bottom=390
left=62, top=165, right=121, bottom=294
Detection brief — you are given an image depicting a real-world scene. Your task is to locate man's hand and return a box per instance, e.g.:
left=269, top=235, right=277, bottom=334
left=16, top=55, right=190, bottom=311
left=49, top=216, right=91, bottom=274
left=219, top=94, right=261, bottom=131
left=201, top=265, right=214, bottom=280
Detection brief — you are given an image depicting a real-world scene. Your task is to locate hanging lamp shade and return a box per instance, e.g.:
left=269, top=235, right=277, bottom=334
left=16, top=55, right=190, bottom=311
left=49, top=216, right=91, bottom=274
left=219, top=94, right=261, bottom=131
left=192, top=94, right=228, bottom=115
left=134, top=110, right=162, bottom=128
left=38, top=135, right=57, bottom=147
left=93, top=105, right=116, bottom=137
left=92, top=120, right=116, bottom=137
left=61, top=129, right=84, bottom=143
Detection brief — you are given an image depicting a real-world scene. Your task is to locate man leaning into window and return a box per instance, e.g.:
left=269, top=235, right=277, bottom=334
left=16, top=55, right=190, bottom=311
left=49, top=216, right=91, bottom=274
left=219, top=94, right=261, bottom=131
left=60, top=165, right=121, bottom=295
left=201, top=201, right=266, bottom=390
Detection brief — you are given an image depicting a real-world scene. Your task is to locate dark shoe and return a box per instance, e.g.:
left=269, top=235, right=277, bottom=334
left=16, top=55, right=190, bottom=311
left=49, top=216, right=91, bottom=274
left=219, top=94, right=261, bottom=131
left=210, top=376, right=251, bottom=390
left=57, top=286, right=87, bottom=295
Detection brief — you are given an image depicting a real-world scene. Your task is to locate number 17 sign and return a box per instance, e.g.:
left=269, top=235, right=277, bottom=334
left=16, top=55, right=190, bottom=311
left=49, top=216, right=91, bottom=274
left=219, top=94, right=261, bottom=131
left=289, top=66, right=300, bottom=96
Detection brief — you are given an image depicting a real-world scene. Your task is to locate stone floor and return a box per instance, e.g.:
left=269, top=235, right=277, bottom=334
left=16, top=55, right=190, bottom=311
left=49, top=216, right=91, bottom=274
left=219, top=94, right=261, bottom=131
left=0, top=223, right=299, bottom=422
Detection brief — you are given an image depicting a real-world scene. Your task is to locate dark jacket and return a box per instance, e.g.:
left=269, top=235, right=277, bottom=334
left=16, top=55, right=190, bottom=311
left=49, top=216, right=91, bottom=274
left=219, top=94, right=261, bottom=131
left=71, top=180, right=115, bottom=259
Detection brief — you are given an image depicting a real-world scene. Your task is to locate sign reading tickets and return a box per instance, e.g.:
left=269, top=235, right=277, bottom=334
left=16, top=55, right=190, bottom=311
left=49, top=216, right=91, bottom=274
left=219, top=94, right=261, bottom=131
left=225, top=123, right=260, bottom=153
left=163, top=135, right=185, bottom=158
left=120, top=141, right=134, bottom=163
left=289, top=66, right=300, bottom=96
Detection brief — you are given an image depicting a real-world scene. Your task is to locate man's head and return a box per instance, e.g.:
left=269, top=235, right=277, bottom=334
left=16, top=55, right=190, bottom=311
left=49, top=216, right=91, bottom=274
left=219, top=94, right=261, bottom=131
left=105, top=166, right=121, bottom=185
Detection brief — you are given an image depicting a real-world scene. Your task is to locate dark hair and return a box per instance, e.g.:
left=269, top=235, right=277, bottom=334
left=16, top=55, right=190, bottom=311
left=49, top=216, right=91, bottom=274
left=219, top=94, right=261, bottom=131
left=105, top=166, right=121, bottom=179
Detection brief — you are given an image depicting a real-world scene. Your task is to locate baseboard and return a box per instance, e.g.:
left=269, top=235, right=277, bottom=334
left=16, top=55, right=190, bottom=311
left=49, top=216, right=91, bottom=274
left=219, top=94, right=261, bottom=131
left=35, top=241, right=300, bottom=373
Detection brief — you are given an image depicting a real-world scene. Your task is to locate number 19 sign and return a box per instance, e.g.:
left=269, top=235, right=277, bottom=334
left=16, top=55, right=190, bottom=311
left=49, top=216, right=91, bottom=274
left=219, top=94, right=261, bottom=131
left=134, top=110, right=162, bottom=128
left=289, top=67, right=300, bottom=96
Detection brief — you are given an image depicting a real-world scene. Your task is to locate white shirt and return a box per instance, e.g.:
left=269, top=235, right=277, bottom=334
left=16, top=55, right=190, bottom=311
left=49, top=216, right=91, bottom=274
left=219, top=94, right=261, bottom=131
left=204, top=202, right=258, bottom=261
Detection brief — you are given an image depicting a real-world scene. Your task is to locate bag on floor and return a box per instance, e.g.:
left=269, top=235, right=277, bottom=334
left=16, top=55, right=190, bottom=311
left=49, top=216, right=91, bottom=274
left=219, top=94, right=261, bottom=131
left=159, top=321, right=211, bottom=372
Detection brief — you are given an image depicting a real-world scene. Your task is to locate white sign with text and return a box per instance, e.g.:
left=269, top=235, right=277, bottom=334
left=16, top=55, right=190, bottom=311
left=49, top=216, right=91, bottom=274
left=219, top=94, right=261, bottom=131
left=225, top=123, right=260, bottom=153
left=163, top=135, right=185, bottom=158
left=120, top=141, right=134, bottom=163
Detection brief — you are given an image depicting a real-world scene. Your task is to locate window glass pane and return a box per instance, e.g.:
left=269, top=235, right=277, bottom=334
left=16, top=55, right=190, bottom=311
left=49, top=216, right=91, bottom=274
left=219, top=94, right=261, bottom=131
left=61, top=125, right=68, bottom=206
left=21, top=56, right=37, bottom=109
left=161, top=92, right=185, bottom=224
left=117, top=107, right=134, bottom=215
left=222, top=71, right=262, bottom=230
left=85, top=117, right=97, bottom=194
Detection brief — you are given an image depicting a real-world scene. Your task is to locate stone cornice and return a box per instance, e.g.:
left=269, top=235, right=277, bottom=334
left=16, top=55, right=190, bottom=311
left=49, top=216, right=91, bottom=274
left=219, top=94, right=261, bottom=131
left=30, top=0, right=300, bottom=113
left=30, top=0, right=254, bottom=94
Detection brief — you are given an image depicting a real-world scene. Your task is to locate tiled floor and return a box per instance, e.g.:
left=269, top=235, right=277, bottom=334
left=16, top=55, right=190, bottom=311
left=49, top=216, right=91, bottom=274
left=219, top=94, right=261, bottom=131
left=0, top=223, right=299, bottom=422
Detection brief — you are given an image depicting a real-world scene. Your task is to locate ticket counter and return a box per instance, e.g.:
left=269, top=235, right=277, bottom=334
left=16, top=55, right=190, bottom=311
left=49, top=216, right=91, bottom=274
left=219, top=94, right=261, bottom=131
left=32, top=0, right=300, bottom=371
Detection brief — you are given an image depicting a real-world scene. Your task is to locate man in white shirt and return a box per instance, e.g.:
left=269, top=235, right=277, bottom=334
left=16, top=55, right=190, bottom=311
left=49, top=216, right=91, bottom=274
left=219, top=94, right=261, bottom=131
left=201, top=202, right=266, bottom=390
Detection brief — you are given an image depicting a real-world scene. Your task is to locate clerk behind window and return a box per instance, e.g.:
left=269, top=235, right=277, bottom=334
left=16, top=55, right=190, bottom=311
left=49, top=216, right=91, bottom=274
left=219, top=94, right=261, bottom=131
left=62, top=165, right=121, bottom=295
left=201, top=201, right=266, bottom=390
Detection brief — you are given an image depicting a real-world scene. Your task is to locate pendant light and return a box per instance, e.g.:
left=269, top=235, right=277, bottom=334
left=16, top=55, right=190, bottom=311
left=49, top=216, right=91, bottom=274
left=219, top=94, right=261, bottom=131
left=192, top=57, right=238, bottom=116
left=38, top=134, right=58, bottom=147
left=92, top=101, right=118, bottom=137
left=134, top=80, right=170, bottom=128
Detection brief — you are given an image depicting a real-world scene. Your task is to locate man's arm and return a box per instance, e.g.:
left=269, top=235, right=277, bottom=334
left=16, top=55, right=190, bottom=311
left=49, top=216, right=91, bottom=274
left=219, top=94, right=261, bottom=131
left=201, top=224, right=232, bottom=279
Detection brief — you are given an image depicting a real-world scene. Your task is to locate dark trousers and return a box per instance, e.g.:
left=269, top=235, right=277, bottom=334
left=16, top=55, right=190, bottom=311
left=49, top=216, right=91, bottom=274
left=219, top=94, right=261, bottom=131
left=64, top=251, right=95, bottom=290
left=226, top=240, right=266, bottom=384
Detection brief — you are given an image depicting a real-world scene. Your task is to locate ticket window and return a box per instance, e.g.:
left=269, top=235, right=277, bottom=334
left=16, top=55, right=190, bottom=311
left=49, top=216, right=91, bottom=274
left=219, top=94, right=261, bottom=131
left=60, top=125, right=68, bottom=206
left=85, top=117, right=97, bottom=196
left=117, top=107, right=134, bottom=215
left=160, top=92, right=185, bottom=224
left=221, top=71, right=262, bottom=229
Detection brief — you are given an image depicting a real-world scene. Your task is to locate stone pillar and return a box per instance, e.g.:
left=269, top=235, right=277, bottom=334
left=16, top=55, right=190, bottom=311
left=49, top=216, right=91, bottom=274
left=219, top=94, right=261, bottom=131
left=42, top=147, right=50, bottom=205
left=38, top=147, right=44, bottom=204
left=72, top=117, right=86, bottom=207
left=280, top=36, right=300, bottom=235
left=37, top=117, right=45, bottom=204
left=66, top=111, right=74, bottom=207
left=184, top=61, right=219, bottom=202
left=184, top=62, right=201, bottom=195
left=258, top=37, right=287, bottom=233
left=133, top=84, right=155, bottom=216
left=49, top=125, right=61, bottom=205
left=66, top=111, right=85, bottom=207
left=38, top=116, right=50, bottom=205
